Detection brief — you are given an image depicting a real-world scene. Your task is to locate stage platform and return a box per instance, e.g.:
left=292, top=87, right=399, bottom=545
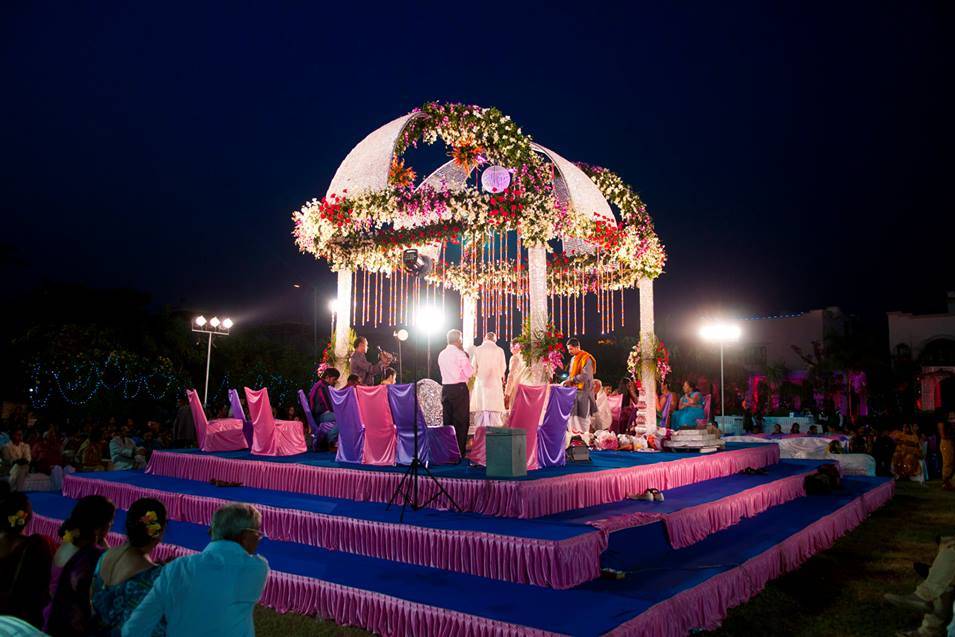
left=61, top=459, right=822, bottom=589
left=26, top=475, right=894, bottom=637
left=145, top=443, right=780, bottom=518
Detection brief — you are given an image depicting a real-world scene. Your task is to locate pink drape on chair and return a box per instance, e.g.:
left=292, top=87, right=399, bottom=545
left=186, top=389, right=247, bottom=452
left=244, top=387, right=307, bottom=456
left=355, top=386, right=397, bottom=466
left=508, top=385, right=549, bottom=471
left=607, top=394, right=623, bottom=429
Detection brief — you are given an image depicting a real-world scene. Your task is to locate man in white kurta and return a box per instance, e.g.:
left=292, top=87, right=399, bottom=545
left=470, top=333, right=507, bottom=429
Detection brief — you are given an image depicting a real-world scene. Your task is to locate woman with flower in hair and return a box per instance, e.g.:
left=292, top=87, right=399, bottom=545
left=46, top=494, right=116, bottom=637
left=0, top=484, right=54, bottom=628
left=91, top=498, right=168, bottom=637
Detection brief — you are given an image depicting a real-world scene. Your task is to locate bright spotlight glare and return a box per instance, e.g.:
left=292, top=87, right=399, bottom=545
left=395, top=329, right=409, bottom=342
left=210, top=316, right=221, bottom=328
left=222, top=318, right=234, bottom=329
left=195, top=316, right=207, bottom=327
left=699, top=321, right=742, bottom=343
left=328, top=299, right=339, bottom=314
left=416, top=305, right=444, bottom=335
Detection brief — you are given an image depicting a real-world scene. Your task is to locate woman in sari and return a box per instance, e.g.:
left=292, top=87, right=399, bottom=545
left=91, top=498, right=168, bottom=637
left=890, top=423, right=922, bottom=479
left=46, top=495, right=116, bottom=637
left=670, top=381, right=706, bottom=429
left=0, top=488, right=54, bottom=628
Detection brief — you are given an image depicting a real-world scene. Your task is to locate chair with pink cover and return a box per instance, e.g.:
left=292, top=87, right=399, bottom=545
left=186, top=389, right=248, bottom=452
left=471, top=384, right=547, bottom=470
left=607, top=394, right=623, bottom=431
left=244, top=387, right=308, bottom=456
left=354, top=385, right=397, bottom=466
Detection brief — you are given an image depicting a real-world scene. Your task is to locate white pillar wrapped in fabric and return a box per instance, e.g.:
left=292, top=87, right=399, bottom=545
left=462, top=295, right=477, bottom=354
left=334, top=269, right=352, bottom=366
left=639, top=277, right=657, bottom=433
left=526, top=245, right=549, bottom=384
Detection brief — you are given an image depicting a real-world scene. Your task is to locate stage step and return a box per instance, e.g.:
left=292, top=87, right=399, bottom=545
left=26, top=477, right=894, bottom=637
left=62, top=460, right=828, bottom=591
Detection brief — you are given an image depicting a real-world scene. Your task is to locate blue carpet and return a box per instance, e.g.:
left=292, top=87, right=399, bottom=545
left=158, top=442, right=771, bottom=482
left=28, top=476, right=891, bottom=637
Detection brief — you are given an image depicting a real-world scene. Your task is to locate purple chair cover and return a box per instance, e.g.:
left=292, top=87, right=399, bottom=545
left=229, top=389, right=254, bottom=447
left=388, top=383, right=430, bottom=465
left=330, top=387, right=364, bottom=464
left=703, top=394, right=713, bottom=422
left=660, top=392, right=673, bottom=428
left=538, top=386, right=575, bottom=468
left=298, top=389, right=321, bottom=450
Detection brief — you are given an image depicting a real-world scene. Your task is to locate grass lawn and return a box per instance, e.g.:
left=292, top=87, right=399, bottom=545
left=253, top=481, right=955, bottom=637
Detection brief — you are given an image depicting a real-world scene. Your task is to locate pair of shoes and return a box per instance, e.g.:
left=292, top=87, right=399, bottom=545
left=913, top=561, right=930, bottom=579
left=884, top=592, right=932, bottom=613
left=627, top=488, right=665, bottom=502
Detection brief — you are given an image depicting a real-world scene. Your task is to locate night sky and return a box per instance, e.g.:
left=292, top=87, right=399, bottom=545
left=3, top=2, right=952, bottom=335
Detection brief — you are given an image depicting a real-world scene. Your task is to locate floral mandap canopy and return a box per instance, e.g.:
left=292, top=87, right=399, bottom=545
left=292, top=101, right=665, bottom=341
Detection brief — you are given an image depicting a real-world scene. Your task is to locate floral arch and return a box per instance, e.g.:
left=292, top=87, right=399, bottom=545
left=293, top=101, right=665, bottom=429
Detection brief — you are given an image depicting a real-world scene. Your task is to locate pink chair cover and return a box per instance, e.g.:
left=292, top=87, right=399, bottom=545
left=508, top=385, right=549, bottom=471
left=244, top=387, right=307, bottom=456
left=468, top=426, right=488, bottom=465
left=186, top=389, right=247, bottom=452
left=607, top=394, right=623, bottom=429
left=355, top=386, right=397, bottom=466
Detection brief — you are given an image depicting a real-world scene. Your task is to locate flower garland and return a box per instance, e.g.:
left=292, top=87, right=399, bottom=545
left=514, top=320, right=565, bottom=374
left=627, top=336, right=671, bottom=382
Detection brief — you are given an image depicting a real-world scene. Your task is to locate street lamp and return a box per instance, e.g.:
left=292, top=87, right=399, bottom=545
left=192, top=314, right=234, bottom=406
left=699, top=320, right=742, bottom=426
left=415, top=305, right=444, bottom=378
left=292, top=283, right=321, bottom=361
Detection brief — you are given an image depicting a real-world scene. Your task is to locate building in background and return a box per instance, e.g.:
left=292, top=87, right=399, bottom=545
left=736, top=307, right=847, bottom=373
left=888, top=292, right=955, bottom=412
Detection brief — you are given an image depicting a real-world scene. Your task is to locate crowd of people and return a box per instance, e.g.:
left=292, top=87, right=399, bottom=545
left=0, top=482, right=269, bottom=636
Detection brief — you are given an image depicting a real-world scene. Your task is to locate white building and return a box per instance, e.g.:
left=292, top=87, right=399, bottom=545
left=887, top=292, right=955, bottom=412
left=736, top=307, right=847, bottom=372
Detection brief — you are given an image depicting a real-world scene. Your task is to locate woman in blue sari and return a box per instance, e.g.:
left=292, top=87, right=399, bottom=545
left=91, top=498, right=168, bottom=637
left=670, top=381, right=706, bottom=429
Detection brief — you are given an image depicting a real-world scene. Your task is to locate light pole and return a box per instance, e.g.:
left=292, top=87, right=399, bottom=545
left=415, top=305, right=444, bottom=379
left=192, top=315, right=234, bottom=406
left=292, top=283, right=321, bottom=361
left=393, top=329, right=409, bottom=382
left=699, top=321, right=741, bottom=425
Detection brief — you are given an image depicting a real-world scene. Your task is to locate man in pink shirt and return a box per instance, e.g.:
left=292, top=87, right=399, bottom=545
left=437, top=329, right=474, bottom=457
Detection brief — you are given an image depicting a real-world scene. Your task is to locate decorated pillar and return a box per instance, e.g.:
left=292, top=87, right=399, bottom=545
left=639, top=277, right=657, bottom=432
left=527, top=245, right=549, bottom=384
left=334, top=269, right=352, bottom=366
left=462, top=295, right=477, bottom=353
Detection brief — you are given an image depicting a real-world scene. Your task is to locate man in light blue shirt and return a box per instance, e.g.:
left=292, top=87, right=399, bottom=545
left=122, top=503, right=269, bottom=637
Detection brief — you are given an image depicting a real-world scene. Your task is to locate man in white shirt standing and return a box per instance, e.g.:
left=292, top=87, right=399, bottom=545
left=437, top=329, right=474, bottom=457
left=123, top=503, right=269, bottom=637
left=470, top=333, right=506, bottom=430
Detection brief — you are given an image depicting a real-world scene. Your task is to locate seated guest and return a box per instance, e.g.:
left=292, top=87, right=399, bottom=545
left=47, top=495, right=117, bottom=637
left=32, top=423, right=64, bottom=475
left=615, top=377, right=641, bottom=433
left=2, top=429, right=31, bottom=491
left=592, top=380, right=613, bottom=431
left=79, top=430, right=110, bottom=472
left=808, top=424, right=819, bottom=435
left=170, top=397, right=195, bottom=448
left=828, top=439, right=844, bottom=454
left=381, top=367, right=397, bottom=385
left=284, top=406, right=301, bottom=422
left=109, top=425, right=145, bottom=471
left=346, top=374, right=360, bottom=388
left=884, top=534, right=955, bottom=637
left=790, top=423, right=801, bottom=434
left=123, top=504, right=269, bottom=637
left=92, top=498, right=168, bottom=637
left=656, top=383, right=675, bottom=421
left=308, top=368, right=340, bottom=450
left=772, top=424, right=784, bottom=435
left=670, top=381, right=706, bottom=429
left=0, top=486, right=54, bottom=628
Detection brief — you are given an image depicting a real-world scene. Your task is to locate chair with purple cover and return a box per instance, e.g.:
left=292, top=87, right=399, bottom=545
left=659, top=391, right=674, bottom=428
left=330, top=386, right=364, bottom=463
left=417, top=380, right=460, bottom=465
left=538, top=385, right=575, bottom=468
left=297, top=389, right=321, bottom=451
left=186, top=389, right=248, bottom=452
left=244, top=387, right=308, bottom=456
left=228, top=389, right=254, bottom=447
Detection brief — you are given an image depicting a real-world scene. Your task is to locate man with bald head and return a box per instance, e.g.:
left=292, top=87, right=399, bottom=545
left=438, top=329, right=474, bottom=457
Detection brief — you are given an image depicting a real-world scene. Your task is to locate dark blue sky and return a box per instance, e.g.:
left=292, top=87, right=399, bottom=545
left=2, top=2, right=952, bottom=333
